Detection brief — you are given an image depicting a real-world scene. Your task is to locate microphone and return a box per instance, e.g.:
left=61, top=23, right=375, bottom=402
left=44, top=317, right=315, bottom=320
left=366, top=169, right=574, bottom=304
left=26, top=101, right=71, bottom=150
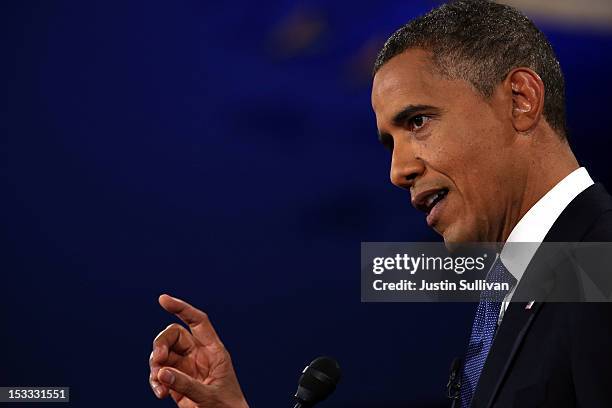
left=447, top=357, right=461, bottom=408
left=293, top=356, right=341, bottom=408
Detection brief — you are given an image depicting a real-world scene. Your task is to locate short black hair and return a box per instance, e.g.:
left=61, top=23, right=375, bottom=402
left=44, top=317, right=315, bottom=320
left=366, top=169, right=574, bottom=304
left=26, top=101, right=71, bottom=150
left=373, top=0, right=567, bottom=138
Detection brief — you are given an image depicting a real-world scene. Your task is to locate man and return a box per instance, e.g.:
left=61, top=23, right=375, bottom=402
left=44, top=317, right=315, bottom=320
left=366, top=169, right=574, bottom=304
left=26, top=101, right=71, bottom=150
left=148, top=1, right=612, bottom=406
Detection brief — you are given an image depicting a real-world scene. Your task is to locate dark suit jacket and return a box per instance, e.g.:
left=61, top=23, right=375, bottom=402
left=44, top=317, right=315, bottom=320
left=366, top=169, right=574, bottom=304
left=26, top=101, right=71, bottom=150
left=470, top=183, right=612, bottom=408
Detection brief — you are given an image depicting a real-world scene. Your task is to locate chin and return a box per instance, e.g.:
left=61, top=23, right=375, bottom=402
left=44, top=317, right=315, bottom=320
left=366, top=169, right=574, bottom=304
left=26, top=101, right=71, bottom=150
left=440, top=223, right=478, bottom=248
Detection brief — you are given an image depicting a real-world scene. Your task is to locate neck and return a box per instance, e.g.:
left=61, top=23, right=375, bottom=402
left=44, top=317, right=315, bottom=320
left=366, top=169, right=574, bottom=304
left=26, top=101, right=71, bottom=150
left=499, top=131, right=579, bottom=243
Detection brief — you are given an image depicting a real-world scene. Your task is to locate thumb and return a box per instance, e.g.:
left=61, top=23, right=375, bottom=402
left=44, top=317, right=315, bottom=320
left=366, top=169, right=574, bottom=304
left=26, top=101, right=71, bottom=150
left=158, top=367, right=210, bottom=403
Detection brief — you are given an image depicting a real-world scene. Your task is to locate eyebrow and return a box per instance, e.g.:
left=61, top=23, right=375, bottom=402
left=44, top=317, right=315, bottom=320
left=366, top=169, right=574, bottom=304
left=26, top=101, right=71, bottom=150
left=377, top=104, right=440, bottom=149
left=391, top=104, right=439, bottom=126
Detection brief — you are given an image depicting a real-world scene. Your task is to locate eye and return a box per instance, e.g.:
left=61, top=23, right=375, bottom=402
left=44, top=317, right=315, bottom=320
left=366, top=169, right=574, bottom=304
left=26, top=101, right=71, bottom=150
left=408, top=115, right=431, bottom=131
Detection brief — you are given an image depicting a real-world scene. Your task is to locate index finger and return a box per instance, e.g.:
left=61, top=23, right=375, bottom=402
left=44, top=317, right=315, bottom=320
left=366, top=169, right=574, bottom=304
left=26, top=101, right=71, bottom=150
left=158, top=294, right=223, bottom=348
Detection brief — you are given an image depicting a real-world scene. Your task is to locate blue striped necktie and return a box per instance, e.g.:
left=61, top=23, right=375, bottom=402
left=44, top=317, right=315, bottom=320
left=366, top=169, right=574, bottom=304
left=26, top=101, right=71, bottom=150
left=460, top=257, right=517, bottom=408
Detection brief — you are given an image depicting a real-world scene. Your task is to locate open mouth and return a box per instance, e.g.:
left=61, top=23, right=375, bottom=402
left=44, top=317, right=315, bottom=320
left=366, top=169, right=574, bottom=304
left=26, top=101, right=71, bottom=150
left=412, top=187, right=450, bottom=227
left=424, top=188, right=448, bottom=215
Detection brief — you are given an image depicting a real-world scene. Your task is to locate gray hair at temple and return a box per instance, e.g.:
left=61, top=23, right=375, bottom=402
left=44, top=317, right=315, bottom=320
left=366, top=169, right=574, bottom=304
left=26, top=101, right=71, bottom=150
left=373, top=0, right=568, bottom=138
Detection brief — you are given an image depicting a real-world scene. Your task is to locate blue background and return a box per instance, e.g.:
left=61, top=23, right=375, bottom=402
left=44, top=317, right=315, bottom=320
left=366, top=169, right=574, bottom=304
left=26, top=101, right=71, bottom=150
left=2, top=1, right=611, bottom=406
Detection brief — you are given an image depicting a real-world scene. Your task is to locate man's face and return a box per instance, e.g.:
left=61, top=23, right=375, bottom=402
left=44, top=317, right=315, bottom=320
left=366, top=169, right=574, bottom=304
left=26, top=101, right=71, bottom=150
left=372, top=49, right=524, bottom=244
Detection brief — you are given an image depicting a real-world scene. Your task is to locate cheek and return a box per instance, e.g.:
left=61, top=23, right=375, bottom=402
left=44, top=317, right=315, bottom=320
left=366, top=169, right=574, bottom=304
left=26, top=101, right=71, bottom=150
left=433, top=122, right=508, bottom=187
left=424, top=139, right=492, bottom=193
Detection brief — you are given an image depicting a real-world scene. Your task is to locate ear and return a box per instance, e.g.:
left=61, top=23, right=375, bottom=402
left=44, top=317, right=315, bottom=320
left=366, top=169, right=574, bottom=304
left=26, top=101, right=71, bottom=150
left=504, top=68, right=545, bottom=133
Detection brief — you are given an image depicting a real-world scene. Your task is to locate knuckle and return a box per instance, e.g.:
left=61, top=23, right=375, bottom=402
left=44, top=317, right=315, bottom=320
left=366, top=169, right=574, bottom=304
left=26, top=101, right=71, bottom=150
left=152, top=336, right=161, bottom=347
left=166, top=323, right=182, bottom=331
left=152, top=323, right=182, bottom=346
left=153, top=331, right=167, bottom=346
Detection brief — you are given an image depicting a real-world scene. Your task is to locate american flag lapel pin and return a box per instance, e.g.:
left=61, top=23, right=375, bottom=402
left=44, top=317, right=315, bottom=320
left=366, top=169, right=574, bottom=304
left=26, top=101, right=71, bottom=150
left=525, top=300, right=535, bottom=310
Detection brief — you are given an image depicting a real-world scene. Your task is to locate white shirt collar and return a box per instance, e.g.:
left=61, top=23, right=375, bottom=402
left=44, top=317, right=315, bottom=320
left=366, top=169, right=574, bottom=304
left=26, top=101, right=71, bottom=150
left=500, top=167, right=594, bottom=285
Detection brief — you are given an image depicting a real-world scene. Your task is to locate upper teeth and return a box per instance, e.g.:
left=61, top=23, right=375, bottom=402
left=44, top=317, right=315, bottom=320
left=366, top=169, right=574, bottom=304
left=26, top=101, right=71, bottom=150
left=426, top=190, right=446, bottom=208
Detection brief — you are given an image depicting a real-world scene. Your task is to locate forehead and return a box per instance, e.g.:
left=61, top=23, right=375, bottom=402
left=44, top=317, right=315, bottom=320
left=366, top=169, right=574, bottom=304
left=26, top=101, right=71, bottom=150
left=371, top=49, right=474, bottom=122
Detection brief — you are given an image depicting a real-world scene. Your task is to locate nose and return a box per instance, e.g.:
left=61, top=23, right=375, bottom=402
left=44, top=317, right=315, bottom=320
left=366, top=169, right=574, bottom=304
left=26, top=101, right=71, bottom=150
left=390, top=142, right=425, bottom=190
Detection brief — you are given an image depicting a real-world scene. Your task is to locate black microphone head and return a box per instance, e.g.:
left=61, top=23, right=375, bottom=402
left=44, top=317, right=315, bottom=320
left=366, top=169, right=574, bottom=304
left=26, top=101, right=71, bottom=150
left=294, top=356, right=341, bottom=407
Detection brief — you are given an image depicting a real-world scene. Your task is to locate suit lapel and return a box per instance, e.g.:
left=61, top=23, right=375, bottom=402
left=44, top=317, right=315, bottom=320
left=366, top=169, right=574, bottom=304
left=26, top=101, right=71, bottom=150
left=471, top=245, right=557, bottom=407
left=471, top=298, right=542, bottom=407
left=471, top=183, right=612, bottom=407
